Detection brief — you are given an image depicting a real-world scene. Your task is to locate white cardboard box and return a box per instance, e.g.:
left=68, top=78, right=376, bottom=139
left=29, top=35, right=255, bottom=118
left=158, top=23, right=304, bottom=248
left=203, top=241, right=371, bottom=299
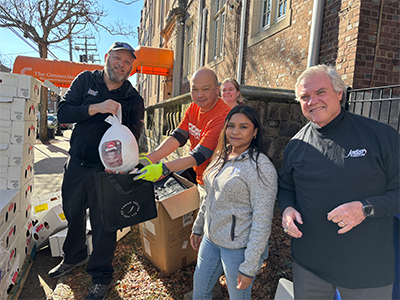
left=6, top=235, right=19, bottom=274
left=19, top=201, right=32, bottom=231
left=32, top=204, right=67, bottom=249
left=49, top=226, right=93, bottom=257
left=18, top=220, right=34, bottom=264
left=0, top=72, right=41, bottom=103
left=0, top=142, right=34, bottom=167
left=0, top=119, right=36, bottom=146
left=1, top=254, right=19, bottom=295
left=0, top=190, right=20, bottom=238
left=20, top=178, right=33, bottom=208
left=0, top=212, right=19, bottom=251
left=31, top=190, right=61, bottom=218
left=274, top=278, right=294, bottom=300
left=0, top=160, right=34, bottom=189
left=0, top=97, right=37, bottom=122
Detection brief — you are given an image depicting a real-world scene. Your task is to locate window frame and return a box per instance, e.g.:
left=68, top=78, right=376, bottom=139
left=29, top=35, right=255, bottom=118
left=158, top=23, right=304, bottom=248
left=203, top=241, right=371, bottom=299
left=248, top=0, right=291, bottom=47
left=185, top=21, right=194, bottom=77
left=208, top=0, right=226, bottom=65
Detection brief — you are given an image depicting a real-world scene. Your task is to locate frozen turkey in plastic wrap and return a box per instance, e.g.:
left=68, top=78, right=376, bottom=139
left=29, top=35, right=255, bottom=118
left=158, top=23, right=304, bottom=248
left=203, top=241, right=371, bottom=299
left=98, top=103, right=139, bottom=172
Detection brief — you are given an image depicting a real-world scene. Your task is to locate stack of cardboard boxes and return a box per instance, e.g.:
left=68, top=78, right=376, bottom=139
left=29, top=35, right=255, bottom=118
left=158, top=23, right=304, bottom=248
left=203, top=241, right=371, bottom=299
left=0, top=72, right=41, bottom=298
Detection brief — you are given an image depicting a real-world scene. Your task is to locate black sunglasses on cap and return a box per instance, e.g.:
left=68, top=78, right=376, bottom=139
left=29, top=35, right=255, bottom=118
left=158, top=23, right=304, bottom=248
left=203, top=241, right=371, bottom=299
left=108, top=42, right=136, bottom=59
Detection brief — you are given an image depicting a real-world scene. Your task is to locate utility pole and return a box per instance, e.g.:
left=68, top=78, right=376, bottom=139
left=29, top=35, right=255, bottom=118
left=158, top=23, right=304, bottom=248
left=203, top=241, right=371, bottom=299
left=74, top=36, right=101, bottom=63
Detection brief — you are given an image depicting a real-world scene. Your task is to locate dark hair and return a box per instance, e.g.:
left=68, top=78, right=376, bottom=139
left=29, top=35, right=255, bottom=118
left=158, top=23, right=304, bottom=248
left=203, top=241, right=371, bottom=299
left=204, top=105, right=266, bottom=181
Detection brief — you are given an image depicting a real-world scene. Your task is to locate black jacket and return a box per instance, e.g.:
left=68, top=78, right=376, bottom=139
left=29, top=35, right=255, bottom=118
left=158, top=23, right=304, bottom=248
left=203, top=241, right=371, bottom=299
left=58, top=70, right=144, bottom=168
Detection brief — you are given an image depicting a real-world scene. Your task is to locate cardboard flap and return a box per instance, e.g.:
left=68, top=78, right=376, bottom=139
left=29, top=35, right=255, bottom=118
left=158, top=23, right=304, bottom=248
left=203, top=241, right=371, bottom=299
left=0, top=96, right=13, bottom=103
left=159, top=174, right=200, bottom=220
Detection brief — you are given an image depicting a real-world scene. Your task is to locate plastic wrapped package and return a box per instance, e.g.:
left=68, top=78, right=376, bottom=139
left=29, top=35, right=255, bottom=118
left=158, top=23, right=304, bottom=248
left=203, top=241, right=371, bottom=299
left=98, top=103, right=139, bottom=172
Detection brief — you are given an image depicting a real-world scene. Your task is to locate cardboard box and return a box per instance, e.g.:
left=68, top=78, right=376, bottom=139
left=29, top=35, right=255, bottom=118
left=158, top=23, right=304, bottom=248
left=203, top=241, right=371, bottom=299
left=0, top=254, right=19, bottom=297
left=49, top=226, right=93, bottom=258
left=0, top=97, right=37, bottom=122
left=0, top=142, right=34, bottom=167
left=0, top=160, right=34, bottom=189
left=139, top=173, right=200, bottom=276
left=116, top=226, right=131, bottom=242
left=32, top=204, right=67, bottom=249
left=0, top=190, right=20, bottom=238
left=18, top=226, right=34, bottom=260
left=0, top=212, right=19, bottom=251
left=274, top=278, right=294, bottom=300
left=6, top=235, right=19, bottom=274
left=0, top=119, right=36, bottom=146
left=48, top=218, right=129, bottom=257
left=19, top=201, right=32, bottom=231
left=31, top=190, right=61, bottom=218
left=0, top=72, right=41, bottom=103
left=19, top=178, right=33, bottom=208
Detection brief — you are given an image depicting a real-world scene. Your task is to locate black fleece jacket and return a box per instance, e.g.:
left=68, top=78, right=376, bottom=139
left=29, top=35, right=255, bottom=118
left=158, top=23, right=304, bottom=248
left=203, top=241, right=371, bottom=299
left=58, top=70, right=144, bottom=168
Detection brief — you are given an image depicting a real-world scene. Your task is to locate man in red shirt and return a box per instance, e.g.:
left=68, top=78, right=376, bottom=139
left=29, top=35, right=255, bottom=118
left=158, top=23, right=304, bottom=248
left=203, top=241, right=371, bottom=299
left=136, top=67, right=231, bottom=185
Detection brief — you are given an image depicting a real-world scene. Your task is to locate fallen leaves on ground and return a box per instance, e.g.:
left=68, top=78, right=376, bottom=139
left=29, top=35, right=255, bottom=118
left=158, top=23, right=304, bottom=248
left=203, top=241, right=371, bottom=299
left=42, top=203, right=292, bottom=299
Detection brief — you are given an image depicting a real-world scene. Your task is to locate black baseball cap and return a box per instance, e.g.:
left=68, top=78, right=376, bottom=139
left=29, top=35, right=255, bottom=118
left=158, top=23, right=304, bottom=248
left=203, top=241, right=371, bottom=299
left=108, top=41, right=136, bottom=59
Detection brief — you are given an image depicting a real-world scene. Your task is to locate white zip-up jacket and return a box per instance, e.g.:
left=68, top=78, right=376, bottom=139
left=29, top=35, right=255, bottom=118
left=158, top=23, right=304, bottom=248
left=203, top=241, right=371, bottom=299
left=192, top=150, right=278, bottom=277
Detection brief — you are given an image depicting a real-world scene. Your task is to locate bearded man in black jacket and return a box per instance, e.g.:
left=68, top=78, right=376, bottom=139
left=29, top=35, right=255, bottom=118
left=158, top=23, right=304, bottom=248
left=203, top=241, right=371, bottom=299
left=48, top=42, right=144, bottom=300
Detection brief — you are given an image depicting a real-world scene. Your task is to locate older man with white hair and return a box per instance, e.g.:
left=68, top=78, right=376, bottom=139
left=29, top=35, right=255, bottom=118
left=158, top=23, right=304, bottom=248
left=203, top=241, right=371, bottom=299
left=278, top=65, right=399, bottom=300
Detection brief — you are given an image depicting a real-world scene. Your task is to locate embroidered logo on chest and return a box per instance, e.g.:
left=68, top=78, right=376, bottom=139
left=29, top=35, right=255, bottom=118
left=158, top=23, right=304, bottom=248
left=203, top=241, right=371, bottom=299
left=88, top=88, right=98, bottom=96
left=344, top=148, right=367, bottom=158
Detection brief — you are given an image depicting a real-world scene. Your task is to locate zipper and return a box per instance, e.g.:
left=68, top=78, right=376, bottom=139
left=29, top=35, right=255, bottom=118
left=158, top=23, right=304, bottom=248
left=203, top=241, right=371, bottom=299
left=231, top=214, right=236, bottom=241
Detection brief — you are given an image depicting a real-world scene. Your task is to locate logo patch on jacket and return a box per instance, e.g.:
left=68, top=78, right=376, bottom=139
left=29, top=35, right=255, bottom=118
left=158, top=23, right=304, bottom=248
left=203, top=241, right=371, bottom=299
left=88, top=89, right=98, bottom=96
left=344, top=148, right=367, bottom=158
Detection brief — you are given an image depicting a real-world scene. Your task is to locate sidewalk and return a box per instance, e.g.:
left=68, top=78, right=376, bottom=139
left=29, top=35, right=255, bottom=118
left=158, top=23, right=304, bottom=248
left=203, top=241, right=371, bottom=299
left=33, top=130, right=71, bottom=198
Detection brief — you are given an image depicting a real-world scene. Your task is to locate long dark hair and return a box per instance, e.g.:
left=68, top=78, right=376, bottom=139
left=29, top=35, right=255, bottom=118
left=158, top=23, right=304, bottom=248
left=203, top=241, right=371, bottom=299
left=204, top=105, right=266, bottom=180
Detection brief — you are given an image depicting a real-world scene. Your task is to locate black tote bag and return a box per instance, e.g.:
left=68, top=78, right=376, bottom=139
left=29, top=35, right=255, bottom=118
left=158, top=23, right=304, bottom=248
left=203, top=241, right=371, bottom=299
left=95, top=172, right=157, bottom=233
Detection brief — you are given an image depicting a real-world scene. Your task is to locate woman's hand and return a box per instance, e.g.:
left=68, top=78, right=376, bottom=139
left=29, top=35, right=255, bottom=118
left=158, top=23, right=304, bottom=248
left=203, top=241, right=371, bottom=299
left=237, top=273, right=253, bottom=290
left=190, top=233, right=202, bottom=251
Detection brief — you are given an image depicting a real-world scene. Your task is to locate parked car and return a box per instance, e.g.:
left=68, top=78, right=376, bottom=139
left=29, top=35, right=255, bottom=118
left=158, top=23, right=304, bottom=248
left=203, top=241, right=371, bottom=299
left=59, top=121, right=75, bottom=130
left=47, top=114, right=58, bottom=127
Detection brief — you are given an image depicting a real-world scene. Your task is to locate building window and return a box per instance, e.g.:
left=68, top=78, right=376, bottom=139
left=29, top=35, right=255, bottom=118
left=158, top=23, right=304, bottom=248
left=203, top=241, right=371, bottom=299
left=186, top=23, right=194, bottom=76
left=261, top=0, right=271, bottom=29
left=210, top=0, right=226, bottom=61
left=277, top=0, right=287, bottom=19
left=249, top=0, right=291, bottom=47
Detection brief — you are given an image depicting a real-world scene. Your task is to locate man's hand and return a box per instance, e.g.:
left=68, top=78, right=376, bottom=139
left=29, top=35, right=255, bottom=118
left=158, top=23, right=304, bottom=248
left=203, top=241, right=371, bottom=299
left=237, top=273, right=253, bottom=290
left=190, top=233, right=202, bottom=251
left=134, top=163, right=163, bottom=182
left=327, top=201, right=365, bottom=234
left=282, top=207, right=303, bottom=238
left=89, top=99, right=120, bottom=116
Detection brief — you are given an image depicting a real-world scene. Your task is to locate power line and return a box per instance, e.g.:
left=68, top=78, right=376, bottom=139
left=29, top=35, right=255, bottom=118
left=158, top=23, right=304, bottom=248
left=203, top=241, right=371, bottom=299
left=0, top=19, right=59, bottom=59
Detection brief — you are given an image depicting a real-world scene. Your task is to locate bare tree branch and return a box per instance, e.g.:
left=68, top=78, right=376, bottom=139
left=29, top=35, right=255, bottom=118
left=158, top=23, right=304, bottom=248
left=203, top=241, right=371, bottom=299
left=0, top=0, right=138, bottom=142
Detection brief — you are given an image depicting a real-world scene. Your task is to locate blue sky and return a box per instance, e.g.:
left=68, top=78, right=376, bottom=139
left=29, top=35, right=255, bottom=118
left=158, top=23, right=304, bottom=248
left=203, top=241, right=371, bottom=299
left=0, top=0, right=143, bottom=71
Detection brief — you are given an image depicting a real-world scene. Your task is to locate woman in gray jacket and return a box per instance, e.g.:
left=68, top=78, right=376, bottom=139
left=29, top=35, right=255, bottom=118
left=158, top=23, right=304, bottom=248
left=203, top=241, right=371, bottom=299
left=190, top=105, right=278, bottom=299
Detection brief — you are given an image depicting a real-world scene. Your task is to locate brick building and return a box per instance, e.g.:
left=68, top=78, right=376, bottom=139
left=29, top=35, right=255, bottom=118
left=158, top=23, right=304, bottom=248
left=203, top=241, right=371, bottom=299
left=137, top=0, right=399, bottom=106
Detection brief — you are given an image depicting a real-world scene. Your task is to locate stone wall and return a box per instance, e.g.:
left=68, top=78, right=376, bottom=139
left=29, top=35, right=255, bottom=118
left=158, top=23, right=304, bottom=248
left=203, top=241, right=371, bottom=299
left=139, top=87, right=307, bottom=171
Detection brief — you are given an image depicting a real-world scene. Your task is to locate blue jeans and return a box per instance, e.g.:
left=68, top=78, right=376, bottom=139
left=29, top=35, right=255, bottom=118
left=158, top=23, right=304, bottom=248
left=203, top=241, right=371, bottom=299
left=193, top=235, right=267, bottom=300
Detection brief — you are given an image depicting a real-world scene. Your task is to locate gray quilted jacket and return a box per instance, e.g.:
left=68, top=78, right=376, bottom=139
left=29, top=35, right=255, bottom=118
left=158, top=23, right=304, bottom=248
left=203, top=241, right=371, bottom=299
left=192, top=150, right=278, bottom=277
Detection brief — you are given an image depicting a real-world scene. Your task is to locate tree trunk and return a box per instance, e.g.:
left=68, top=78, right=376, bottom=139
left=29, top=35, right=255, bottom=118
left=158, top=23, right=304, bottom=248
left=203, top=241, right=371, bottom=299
left=39, top=43, right=49, bottom=142
left=39, top=85, right=49, bottom=142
